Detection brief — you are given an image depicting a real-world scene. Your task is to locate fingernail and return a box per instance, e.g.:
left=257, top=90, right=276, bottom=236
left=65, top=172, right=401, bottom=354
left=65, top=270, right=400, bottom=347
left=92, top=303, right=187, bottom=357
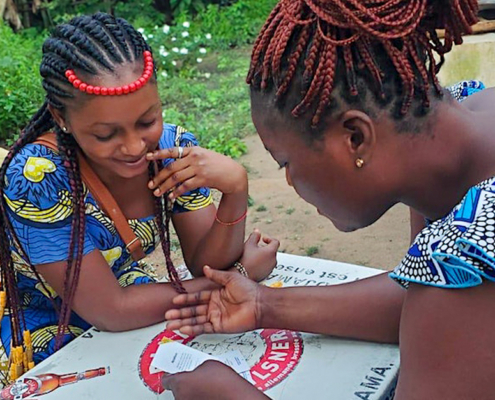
left=168, top=193, right=175, bottom=201
left=148, top=180, right=154, bottom=189
left=146, top=152, right=153, bottom=159
left=154, top=189, right=161, bottom=196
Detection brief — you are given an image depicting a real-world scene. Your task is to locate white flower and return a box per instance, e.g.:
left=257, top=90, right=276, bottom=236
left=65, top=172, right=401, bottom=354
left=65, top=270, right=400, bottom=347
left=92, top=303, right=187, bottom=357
left=163, top=25, right=170, bottom=34
left=148, top=34, right=154, bottom=38
left=204, top=72, right=211, bottom=79
left=154, top=25, right=158, bottom=29
left=199, top=47, right=207, bottom=54
left=172, top=47, right=179, bottom=53
left=205, top=33, right=212, bottom=40
left=161, top=71, right=168, bottom=78
left=196, top=58, right=203, bottom=63
left=160, top=50, right=169, bottom=57
left=181, top=31, right=189, bottom=38
left=172, top=61, right=177, bottom=66
left=182, top=21, right=190, bottom=28
left=137, top=28, right=145, bottom=34
left=172, top=37, right=177, bottom=42
left=180, top=48, right=188, bottom=55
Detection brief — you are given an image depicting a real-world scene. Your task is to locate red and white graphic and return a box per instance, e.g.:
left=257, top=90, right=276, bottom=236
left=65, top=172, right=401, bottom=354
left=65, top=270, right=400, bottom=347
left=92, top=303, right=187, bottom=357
left=139, top=329, right=303, bottom=394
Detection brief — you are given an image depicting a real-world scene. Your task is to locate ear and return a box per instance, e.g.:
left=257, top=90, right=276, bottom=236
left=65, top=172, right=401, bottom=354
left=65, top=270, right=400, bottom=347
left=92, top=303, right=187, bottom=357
left=47, top=104, right=68, bottom=131
left=339, top=110, right=376, bottom=162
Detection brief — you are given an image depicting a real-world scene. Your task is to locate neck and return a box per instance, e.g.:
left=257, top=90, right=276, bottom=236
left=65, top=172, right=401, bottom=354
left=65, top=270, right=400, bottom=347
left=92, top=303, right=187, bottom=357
left=398, top=100, right=495, bottom=220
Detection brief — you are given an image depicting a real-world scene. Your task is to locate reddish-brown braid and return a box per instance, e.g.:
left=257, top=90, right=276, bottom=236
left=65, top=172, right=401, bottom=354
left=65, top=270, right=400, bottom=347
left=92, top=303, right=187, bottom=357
left=149, top=162, right=186, bottom=294
left=247, top=0, right=478, bottom=127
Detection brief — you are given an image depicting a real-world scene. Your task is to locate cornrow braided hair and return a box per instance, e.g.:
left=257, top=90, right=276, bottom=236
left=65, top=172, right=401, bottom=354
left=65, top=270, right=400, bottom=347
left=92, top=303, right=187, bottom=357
left=0, top=12, right=184, bottom=379
left=247, top=0, right=478, bottom=128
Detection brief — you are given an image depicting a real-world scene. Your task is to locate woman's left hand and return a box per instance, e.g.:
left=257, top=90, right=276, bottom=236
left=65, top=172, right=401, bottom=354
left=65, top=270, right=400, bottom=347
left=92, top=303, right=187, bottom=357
left=161, top=360, right=268, bottom=400
left=146, top=147, right=247, bottom=199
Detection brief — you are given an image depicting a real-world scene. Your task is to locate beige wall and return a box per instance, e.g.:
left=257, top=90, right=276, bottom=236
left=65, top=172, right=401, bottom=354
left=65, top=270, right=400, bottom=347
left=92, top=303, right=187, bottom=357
left=439, top=33, right=495, bottom=87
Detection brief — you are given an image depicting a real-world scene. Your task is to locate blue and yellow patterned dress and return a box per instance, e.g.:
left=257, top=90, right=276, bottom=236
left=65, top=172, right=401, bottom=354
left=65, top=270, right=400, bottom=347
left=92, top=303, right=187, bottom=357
left=0, top=123, right=212, bottom=364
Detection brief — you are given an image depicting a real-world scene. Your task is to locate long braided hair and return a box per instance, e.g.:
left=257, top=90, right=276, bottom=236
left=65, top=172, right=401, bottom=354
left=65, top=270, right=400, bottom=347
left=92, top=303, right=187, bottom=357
left=0, top=12, right=185, bottom=356
left=247, top=0, right=478, bottom=131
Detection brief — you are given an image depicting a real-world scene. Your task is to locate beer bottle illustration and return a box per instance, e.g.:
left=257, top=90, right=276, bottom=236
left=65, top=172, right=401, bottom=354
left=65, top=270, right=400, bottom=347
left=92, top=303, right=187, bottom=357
left=1, top=367, right=110, bottom=399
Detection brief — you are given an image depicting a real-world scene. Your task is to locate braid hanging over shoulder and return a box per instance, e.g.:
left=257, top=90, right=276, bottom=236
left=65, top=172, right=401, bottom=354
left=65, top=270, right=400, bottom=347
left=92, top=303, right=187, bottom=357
left=247, top=0, right=478, bottom=127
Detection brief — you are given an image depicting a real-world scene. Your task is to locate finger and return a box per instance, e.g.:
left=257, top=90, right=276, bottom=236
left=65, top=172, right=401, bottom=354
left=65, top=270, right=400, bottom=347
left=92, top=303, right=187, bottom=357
left=264, top=237, right=280, bottom=250
left=146, top=147, right=192, bottom=161
left=165, top=304, right=208, bottom=321
left=203, top=265, right=238, bottom=286
left=179, top=322, right=215, bottom=336
left=154, top=167, right=196, bottom=197
left=245, top=229, right=262, bottom=247
left=148, top=158, right=189, bottom=190
left=167, top=315, right=210, bottom=329
left=168, top=177, right=202, bottom=200
left=170, top=291, right=212, bottom=306
left=161, top=372, right=183, bottom=391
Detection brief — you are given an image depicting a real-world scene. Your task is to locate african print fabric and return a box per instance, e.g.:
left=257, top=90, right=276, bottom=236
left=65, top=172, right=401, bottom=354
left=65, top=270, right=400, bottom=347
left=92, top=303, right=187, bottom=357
left=0, top=123, right=212, bottom=365
left=390, top=81, right=493, bottom=289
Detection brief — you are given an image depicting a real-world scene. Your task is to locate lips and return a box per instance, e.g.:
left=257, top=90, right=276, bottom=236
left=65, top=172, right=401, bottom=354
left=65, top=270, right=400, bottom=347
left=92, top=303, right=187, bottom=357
left=120, top=154, right=148, bottom=168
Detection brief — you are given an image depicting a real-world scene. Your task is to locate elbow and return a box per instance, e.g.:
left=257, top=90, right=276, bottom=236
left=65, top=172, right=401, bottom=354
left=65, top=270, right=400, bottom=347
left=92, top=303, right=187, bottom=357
left=88, top=317, right=125, bottom=333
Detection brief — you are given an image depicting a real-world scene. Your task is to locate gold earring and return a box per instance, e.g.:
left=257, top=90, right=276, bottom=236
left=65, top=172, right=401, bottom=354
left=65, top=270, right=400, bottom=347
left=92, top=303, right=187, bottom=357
left=355, top=158, right=364, bottom=168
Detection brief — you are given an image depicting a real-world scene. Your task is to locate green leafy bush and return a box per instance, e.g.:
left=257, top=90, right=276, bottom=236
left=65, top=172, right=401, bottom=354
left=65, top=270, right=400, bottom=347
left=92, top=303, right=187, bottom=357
left=159, top=49, right=251, bottom=158
left=137, top=21, right=214, bottom=78
left=183, top=0, right=278, bottom=49
left=0, top=25, right=45, bottom=145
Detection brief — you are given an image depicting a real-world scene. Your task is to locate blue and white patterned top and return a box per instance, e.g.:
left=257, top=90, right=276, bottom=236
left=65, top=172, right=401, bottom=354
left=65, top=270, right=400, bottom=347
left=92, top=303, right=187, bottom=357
left=390, top=81, right=492, bottom=289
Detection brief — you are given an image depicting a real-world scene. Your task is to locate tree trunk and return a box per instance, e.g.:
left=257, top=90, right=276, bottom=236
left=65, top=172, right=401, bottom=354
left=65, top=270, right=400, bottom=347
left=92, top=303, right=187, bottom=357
left=3, top=0, right=23, bottom=30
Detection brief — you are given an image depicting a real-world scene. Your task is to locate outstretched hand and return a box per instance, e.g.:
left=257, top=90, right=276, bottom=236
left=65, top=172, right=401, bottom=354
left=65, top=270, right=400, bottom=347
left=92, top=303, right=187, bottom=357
left=165, top=265, right=263, bottom=336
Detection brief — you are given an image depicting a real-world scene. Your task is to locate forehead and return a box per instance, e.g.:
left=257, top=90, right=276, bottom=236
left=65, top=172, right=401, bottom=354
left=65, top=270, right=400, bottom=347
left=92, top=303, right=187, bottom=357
left=251, top=93, right=319, bottom=155
left=66, top=78, right=160, bottom=126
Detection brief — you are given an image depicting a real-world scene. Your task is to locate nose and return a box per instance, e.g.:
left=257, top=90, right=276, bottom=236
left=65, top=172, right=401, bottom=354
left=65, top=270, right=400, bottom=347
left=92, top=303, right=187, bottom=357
left=121, top=132, right=146, bottom=157
left=285, top=167, right=293, bottom=187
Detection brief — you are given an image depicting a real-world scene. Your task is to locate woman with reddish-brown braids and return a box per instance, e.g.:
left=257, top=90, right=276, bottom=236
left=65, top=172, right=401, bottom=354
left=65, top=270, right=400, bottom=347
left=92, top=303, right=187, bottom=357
left=0, top=12, right=280, bottom=384
left=162, top=0, right=495, bottom=398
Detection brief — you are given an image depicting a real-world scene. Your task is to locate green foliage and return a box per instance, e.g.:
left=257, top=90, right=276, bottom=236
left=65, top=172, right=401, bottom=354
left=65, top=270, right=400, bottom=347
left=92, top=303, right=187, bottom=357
left=305, top=246, right=320, bottom=257
left=48, top=0, right=163, bottom=27
left=0, top=24, right=45, bottom=144
left=138, top=21, right=214, bottom=77
left=159, top=48, right=252, bottom=158
left=182, top=0, right=278, bottom=49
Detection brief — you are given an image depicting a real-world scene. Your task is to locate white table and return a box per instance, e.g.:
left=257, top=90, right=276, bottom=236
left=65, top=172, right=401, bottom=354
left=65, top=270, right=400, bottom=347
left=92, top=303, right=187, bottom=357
left=8, top=254, right=399, bottom=400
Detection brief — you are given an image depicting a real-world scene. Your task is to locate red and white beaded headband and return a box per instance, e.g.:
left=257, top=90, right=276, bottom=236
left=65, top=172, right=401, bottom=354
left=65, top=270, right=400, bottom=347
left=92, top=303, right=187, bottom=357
left=64, top=50, right=154, bottom=95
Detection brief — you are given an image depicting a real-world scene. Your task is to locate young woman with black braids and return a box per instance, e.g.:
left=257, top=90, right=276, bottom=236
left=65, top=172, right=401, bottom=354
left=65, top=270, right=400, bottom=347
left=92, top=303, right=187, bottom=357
left=163, top=0, right=495, bottom=399
left=0, top=12, right=279, bottom=383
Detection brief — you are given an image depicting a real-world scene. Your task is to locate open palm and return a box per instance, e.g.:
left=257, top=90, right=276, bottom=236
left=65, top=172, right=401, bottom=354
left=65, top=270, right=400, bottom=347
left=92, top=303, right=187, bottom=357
left=165, top=267, right=262, bottom=335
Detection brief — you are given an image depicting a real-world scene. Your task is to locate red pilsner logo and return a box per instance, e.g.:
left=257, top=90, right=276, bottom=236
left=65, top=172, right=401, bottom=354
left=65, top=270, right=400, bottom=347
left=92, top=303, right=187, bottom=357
left=139, top=329, right=303, bottom=394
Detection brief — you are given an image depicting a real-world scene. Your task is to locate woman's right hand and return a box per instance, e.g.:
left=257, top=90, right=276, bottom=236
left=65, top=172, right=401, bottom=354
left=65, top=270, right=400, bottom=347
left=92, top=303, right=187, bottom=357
left=165, top=266, right=263, bottom=335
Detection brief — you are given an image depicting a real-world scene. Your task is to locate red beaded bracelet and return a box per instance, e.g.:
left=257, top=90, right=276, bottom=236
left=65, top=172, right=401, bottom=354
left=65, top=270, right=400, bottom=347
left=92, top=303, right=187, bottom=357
left=215, top=209, right=247, bottom=226
left=65, top=51, right=154, bottom=96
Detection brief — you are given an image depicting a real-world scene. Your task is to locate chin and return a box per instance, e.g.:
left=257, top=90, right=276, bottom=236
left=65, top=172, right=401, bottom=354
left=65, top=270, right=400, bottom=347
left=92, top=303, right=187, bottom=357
left=330, top=216, right=369, bottom=233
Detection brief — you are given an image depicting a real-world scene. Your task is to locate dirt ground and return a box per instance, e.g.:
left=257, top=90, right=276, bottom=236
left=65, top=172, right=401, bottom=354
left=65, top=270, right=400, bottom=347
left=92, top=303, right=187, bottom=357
left=150, top=134, right=412, bottom=275
left=241, top=135, right=411, bottom=270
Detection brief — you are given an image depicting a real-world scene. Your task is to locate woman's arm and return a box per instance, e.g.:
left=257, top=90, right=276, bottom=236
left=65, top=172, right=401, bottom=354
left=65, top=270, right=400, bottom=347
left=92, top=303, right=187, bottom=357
left=36, top=249, right=217, bottom=332
left=148, top=146, right=249, bottom=276
left=172, top=182, right=247, bottom=276
left=395, top=281, right=495, bottom=399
